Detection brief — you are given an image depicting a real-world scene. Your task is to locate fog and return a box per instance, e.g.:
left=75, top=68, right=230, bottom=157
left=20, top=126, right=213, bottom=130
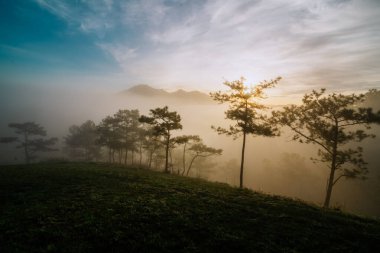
left=0, top=83, right=379, bottom=217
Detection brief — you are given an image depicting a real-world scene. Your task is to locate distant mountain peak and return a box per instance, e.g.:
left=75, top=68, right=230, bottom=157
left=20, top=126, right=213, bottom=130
left=125, top=84, right=167, bottom=96
left=119, top=84, right=212, bottom=104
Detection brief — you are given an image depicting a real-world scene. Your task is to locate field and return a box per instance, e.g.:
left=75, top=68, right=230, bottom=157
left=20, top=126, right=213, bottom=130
left=1, top=162, right=379, bottom=252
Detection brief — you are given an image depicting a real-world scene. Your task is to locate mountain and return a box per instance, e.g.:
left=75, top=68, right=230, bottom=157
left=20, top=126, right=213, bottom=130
left=124, top=84, right=168, bottom=97
left=119, top=84, right=213, bottom=104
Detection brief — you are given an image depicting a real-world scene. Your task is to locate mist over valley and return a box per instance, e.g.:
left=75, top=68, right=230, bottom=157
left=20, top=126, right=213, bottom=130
left=1, top=83, right=379, bottom=217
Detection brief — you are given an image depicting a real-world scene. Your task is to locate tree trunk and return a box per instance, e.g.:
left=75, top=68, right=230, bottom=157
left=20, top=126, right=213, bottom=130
left=108, top=147, right=112, bottom=163
left=139, top=143, right=142, bottom=168
left=186, top=153, right=204, bottom=176
left=164, top=132, right=170, bottom=173
left=324, top=148, right=338, bottom=207
left=324, top=162, right=336, bottom=208
left=186, top=155, right=198, bottom=176
left=124, top=148, right=128, bottom=165
left=239, top=101, right=249, bottom=189
left=148, top=150, right=153, bottom=169
left=169, top=149, right=173, bottom=173
left=131, top=150, right=134, bottom=165
left=239, top=131, right=246, bottom=188
left=324, top=124, right=338, bottom=208
left=182, top=143, right=187, bottom=175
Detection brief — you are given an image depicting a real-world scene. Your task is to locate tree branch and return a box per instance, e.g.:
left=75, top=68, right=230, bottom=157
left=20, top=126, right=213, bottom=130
left=287, top=125, right=332, bottom=155
left=339, top=121, right=368, bottom=127
left=333, top=174, right=346, bottom=186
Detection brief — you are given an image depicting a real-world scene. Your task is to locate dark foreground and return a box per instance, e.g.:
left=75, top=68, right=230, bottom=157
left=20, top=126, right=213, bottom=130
left=0, top=163, right=379, bottom=252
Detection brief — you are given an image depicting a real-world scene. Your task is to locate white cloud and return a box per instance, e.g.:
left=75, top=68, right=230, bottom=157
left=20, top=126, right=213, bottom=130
left=35, top=0, right=73, bottom=22
left=33, top=0, right=380, bottom=93
left=35, top=0, right=117, bottom=35
left=122, top=0, right=170, bottom=27
left=97, top=43, right=137, bottom=64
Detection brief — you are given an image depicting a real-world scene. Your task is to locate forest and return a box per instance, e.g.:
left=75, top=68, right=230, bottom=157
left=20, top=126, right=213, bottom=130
left=1, top=78, right=379, bottom=211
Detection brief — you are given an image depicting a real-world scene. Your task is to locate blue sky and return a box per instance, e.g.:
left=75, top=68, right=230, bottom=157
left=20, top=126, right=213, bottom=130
left=0, top=0, right=380, bottom=94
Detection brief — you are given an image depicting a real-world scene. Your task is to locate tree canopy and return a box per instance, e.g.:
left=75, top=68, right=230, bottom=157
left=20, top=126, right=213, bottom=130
left=186, top=143, right=222, bottom=176
left=64, top=120, right=100, bottom=161
left=272, top=89, right=380, bottom=207
left=139, top=106, right=182, bottom=173
left=0, top=122, right=58, bottom=163
left=172, top=135, right=201, bottom=175
left=210, top=76, right=281, bottom=188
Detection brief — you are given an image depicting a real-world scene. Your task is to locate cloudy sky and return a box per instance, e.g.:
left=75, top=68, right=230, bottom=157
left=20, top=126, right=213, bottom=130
left=0, top=0, right=379, bottom=94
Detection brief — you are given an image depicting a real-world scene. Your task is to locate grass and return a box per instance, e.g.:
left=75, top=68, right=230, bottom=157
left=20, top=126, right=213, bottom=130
left=0, top=162, right=379, bottom=252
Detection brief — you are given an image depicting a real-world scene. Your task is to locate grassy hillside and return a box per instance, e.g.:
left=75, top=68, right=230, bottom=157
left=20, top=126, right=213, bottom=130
left=0, top=163, right=379, bottom=253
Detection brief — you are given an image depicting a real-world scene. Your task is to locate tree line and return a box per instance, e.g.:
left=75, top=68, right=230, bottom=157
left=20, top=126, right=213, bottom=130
left=0, top=106, right=222, bottom=178
left=1, top=77, right=380, bottom=208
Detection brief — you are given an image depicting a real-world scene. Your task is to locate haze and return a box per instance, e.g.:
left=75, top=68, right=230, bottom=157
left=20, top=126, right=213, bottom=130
left=1, top=0, right=380, bottom=217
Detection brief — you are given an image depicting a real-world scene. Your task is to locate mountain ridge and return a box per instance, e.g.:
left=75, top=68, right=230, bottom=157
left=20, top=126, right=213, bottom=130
left=119, top=84, right=213, bottom=104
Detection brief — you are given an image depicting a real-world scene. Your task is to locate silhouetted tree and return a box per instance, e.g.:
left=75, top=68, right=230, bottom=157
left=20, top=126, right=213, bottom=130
left=186, top=143, right=222, bottom=176
left=272, top=89, right=380, bottom=208
left=143, top=131, right=163, bottom=169
left=136, top=125, right=149, bottom=168
left=0, top=122, right=58, bottom=164
left=210, top=76, right=281, bottom=188
left=97, top=116, right=122, bottom=163
left=172, top=135, right=201, bottom=175
left=140, top=106, right=182, bottom=173
left=114, top=109, right=140, bottom=165
left=64, top=120, right=101, bottom=161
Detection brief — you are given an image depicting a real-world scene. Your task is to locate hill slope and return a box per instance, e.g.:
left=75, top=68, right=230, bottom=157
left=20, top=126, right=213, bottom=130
left=0, top=163, right=379, bottom=253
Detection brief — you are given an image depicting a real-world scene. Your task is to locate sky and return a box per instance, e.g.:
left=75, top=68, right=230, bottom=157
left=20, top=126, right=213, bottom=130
left=0, top=0, right=380, bottom=94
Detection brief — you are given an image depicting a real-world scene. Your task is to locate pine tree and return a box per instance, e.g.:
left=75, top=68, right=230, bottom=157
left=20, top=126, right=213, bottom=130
left=0, top=122, right=58, bottom=163
left=139, top=106, right=182, bottom=173
left=272, top=89, right=380, bottom=207
left=210, top=76, right=281, bottom=188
